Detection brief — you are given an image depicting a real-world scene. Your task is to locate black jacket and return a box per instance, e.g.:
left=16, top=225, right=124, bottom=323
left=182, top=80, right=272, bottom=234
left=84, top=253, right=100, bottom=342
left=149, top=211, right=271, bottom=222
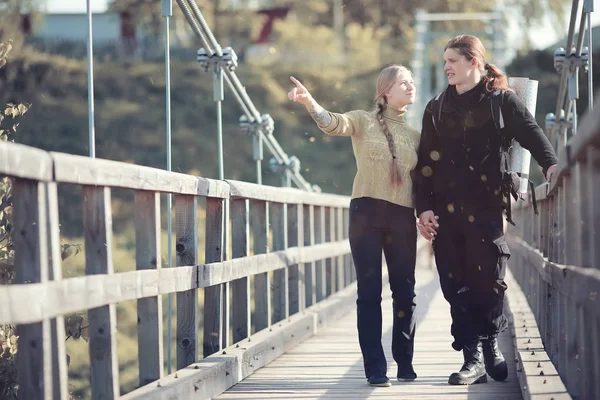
left=415, top=81, right=558, bottom=215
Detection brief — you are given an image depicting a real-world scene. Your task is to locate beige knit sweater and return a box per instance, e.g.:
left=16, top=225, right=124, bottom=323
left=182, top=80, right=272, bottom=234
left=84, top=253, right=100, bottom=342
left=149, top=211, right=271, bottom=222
left=320, top=106, right=420, bottom=209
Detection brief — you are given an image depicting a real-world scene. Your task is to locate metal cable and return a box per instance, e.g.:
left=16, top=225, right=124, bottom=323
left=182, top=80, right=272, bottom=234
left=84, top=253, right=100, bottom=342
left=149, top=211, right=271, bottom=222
left=175, top=0, right=213, bottom=54
left=185, top=0, right=223, bottom=57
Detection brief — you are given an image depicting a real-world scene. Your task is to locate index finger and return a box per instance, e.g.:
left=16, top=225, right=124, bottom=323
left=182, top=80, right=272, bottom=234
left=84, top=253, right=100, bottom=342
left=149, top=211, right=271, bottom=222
left=290, top=76, right=307, bottom=91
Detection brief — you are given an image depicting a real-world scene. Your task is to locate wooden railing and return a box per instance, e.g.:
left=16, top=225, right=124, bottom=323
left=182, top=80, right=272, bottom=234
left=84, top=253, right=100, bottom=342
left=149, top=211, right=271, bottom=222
left=0, top=140, right=357, bottom=399
left=507, top=104, right=600, bottom=400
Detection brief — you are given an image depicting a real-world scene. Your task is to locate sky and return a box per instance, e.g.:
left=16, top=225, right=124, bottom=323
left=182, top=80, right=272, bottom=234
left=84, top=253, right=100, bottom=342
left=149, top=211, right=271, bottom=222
left=45, top=0, right=600, bottom=51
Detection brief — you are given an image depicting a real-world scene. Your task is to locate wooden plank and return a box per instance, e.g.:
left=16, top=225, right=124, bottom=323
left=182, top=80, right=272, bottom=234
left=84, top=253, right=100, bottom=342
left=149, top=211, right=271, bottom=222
left=507, top=237, right=600, bottom=318
left=226, top=179, right=350, bottom=208
left=504, top=268, right=571, bottom=400
left=51, top=152, right=229, bottom=198
left=216, top=267, right=527, bottom=400
left=326, top=207, right=335, bottom=295
left=303, top=205, right=315, bottom=308
left=135, top=191, right=164, bottom=386
left=120, top=270, right=360, bottom=400
left=203, top=197, right=227, bottom=356
left=230, top=199, right=250, bottom=343
left=175, top=195, right=199, bottom=367
left=13, top=179, right=52, bottom=399
left=46, top=182, right=68, bottom=400
left=271, top=202, right=288, bottom=324
left=251, top=200, right=270, bottom=332
left=83, top=186, right=119, bottom=400
left=589, top=147, right=600, bottom=271
left=336, top=208, right=345, bottom=291
left=565, top=169, right=586, bottom=266
left=0, top=241, right=352, bottom=325
left=287, top=204, right=304, bottom=316
left=314, top=206, right=326, bottom=302
left=569, top=101, right=600, bottom=162
left=0, top=141, right=53, bottom=181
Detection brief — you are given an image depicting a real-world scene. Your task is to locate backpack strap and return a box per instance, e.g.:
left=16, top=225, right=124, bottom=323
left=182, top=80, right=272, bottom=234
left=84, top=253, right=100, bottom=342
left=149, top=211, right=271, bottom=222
left=430, top=89, right=446, bottom=132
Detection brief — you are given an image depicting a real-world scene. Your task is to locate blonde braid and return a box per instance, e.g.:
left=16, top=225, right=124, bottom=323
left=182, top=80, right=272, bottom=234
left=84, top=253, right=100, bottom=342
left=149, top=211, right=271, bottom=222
left=376, top=101, right=402, bottom=185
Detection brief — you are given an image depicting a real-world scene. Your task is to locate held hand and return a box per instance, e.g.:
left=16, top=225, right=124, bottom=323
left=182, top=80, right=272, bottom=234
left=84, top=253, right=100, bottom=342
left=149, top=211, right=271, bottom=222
left=417, top=210, right=439, bottom=241
left=546, top=164, right=557, bottom=183
left=287, top=76, right=313, bottom=106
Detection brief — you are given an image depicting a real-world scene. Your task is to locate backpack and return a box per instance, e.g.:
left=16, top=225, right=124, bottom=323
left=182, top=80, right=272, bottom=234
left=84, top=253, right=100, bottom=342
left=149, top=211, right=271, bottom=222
left=429, top=88, right=538, bottom=226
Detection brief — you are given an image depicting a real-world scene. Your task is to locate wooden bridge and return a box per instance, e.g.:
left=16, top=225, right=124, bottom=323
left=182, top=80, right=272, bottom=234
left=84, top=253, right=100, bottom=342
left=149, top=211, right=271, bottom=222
left=1, top=1, right=599, bottom=399
left=1, top=101, right=599, bottom=399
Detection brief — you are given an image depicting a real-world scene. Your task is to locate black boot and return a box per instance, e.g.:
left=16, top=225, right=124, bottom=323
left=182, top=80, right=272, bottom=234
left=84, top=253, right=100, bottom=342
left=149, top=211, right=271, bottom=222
left=482, top=336, right=508, bottom=381
left=448, top=341, right=487, bottom=385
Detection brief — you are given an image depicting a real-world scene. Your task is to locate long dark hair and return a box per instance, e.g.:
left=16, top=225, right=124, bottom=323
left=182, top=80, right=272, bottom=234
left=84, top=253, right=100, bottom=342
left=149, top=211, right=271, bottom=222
left=445, top=35, right=509, bottom=92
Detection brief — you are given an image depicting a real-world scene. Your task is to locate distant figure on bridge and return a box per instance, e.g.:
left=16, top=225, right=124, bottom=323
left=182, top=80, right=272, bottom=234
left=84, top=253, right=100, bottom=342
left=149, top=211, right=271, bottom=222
left=288, top=66, right=420, bottom=388
left=416, top=35, right=558, bottom=386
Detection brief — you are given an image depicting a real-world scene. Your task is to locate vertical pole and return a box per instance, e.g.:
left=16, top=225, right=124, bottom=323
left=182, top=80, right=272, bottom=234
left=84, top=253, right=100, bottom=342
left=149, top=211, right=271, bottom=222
left=162, top=0, right=174, bottom=375
left=586, top=0, right=594, bottom=111
left=253, top=134, right=263, bottom=184
left=86, top=0, right=96, bottom=158
left=214, top=64, right=225, bottom=180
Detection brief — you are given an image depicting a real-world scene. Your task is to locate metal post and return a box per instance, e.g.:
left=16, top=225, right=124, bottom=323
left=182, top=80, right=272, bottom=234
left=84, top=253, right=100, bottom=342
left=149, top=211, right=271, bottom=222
left=585, top=0, right=594, bottom=111
left=253, top=135, right=263, bottom=184
left=162, top=0, right=174, bottom=375
left=214, top=64, right=225, bottom=180
left=86, top=0, right=95, bottom=158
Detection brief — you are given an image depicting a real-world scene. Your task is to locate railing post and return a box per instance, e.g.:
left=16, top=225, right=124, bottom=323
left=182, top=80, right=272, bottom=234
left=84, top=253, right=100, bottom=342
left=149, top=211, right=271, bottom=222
left=251, top=200, right=270, bottom=332
left=315, top=206, right=326, bottom=302
left=327, top=207, right=335, bottom=295
left=336, top=207, right=345, bottom=290
left=135, top=191, right=164, bottom=385
left=230, top=198, right=250, bottom=343
left=14, top=179, right=53, bottom=399
left=83, top=186, right=119, bottom=400
left=203, top=196, right=226, bottom=356
left=175, top=195, right=199, bottom=364
left=46, top=182, right=68, bottom=400
left=287, top=204, right=304, bottom=315
left=271, top=202, right=288, bottom=323
left=303, top=205, right=315, bottom=307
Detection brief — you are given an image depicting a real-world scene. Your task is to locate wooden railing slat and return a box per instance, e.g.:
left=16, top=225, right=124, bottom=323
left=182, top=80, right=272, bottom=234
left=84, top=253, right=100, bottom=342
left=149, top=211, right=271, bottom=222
left=46, top=182, right=68, bottom=400
left=175, top=195, right=199, bottom=367
left=271, top=202, right=288, bottom=324
left=83, top=186, right=119, bottom=400
left=14, top=179, right=52, bottom=399
left=135, top=191, right=164, bottom=385
left=203, top=197, right=227, bottom=356
left=230, top=199, right=250, bottom=343
left=251, top=200, right=270, bottom=332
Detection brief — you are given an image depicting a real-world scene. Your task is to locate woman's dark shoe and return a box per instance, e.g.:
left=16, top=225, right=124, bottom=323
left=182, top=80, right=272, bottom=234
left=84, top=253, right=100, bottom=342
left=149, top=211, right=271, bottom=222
left=368, top=375, right=392, bottom=387
left=448, top=341, right=488, bottom=385
left=482, top=336, right=508, bottom=381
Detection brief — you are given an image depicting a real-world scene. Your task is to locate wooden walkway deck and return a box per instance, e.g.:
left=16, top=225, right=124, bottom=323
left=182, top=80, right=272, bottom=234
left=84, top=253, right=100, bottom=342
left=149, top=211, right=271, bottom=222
left=217, top=265, right=524, bottom=400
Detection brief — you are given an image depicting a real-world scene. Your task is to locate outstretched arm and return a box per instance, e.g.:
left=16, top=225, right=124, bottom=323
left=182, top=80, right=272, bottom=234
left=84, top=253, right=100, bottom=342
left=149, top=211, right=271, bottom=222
left=288, top=76, right=332, bottom=128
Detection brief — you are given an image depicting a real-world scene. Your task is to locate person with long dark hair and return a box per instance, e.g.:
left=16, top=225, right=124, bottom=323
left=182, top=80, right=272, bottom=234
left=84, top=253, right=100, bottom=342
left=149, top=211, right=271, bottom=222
left=288, top=65, right=420, bottom=387
left=416, top=35, right=557, bottom=385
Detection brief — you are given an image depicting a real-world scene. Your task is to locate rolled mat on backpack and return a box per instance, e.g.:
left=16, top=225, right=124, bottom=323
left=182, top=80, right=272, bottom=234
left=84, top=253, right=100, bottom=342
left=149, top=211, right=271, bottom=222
left=508, top=77, right=538, bottom=196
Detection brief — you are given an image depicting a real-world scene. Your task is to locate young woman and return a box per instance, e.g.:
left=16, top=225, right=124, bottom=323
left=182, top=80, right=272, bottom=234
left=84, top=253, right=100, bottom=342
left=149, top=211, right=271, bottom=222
left=416, top=35, right=558, bottom=385
left=288, top=65, right=420, bottom=387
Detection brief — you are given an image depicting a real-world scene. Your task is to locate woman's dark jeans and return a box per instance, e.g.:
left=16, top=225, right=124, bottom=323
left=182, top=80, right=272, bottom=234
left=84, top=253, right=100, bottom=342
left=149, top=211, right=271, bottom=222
left=349, top=197, right=417, bottom=378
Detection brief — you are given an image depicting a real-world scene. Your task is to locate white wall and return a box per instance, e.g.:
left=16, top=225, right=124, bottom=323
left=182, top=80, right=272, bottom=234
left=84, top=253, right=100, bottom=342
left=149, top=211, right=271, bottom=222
left=34, top=13, right=120, bottom=44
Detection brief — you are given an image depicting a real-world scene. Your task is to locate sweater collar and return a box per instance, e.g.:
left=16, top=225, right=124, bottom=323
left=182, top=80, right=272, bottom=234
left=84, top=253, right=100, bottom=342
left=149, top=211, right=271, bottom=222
left=382, top=105, right=406, bottom=123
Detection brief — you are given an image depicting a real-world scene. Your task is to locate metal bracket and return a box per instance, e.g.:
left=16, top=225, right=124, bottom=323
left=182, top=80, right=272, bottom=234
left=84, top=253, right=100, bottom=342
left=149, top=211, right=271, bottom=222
left=269, top=155, right=302, bottom=174
left=554, top=47, right=590, bottom=74
left=239, top=114, right=274, bottom=137
left=197, top=47, right=238, bottom=72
